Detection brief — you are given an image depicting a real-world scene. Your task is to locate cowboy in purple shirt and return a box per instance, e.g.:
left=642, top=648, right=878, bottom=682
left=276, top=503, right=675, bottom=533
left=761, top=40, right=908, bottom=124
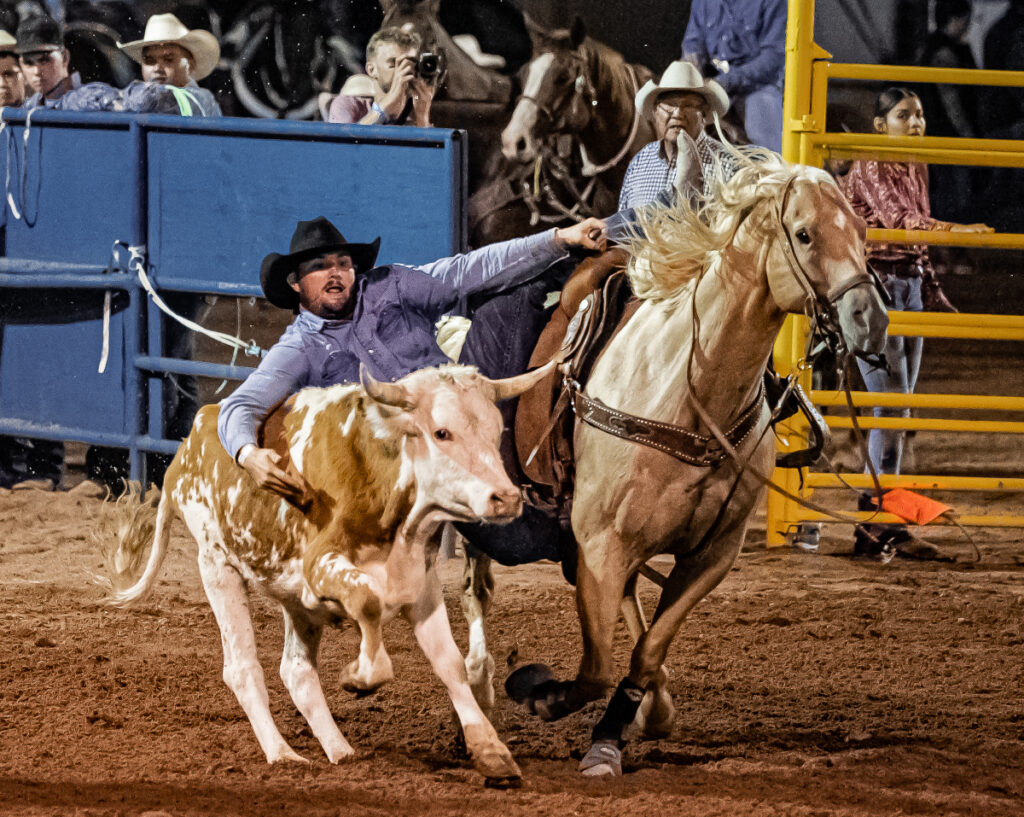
left=219, top=216, right=605, bottom=505
left=682, top=0, right=786, bottom=152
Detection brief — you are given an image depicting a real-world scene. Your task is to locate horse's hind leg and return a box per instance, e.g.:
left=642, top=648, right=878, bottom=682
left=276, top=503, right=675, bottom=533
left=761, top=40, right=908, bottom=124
left=196, top=544, right=306, bottom=764
left=620, top=573, right=675, bottom=740
left=279, top=603, right=354, bottom=763
left=461, top=542, right=496, bottom=714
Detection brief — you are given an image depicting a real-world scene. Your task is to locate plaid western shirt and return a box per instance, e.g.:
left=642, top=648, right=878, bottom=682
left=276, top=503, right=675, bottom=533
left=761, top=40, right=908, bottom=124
left=618, top=132, right=740, bottom=210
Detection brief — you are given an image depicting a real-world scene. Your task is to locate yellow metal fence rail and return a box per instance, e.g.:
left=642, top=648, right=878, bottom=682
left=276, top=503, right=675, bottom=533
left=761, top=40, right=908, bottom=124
left=769, top=0, right=1024, bottom=544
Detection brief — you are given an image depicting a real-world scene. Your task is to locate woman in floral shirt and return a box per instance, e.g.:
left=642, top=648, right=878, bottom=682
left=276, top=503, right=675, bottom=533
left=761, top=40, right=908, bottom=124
left=841, top=87, right=991, bottom=557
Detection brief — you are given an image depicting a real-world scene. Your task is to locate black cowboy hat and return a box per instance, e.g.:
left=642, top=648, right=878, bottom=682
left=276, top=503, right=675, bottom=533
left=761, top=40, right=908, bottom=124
left=15, top=15, right=63, bottom=55
left=260, top=216, right=381, bottom=310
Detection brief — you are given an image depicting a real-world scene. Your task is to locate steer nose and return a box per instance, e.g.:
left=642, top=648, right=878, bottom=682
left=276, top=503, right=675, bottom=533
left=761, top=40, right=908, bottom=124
left=486, top=487, right=523, bottom=520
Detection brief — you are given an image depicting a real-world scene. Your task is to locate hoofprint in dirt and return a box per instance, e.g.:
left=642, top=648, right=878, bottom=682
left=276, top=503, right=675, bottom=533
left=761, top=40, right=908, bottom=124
left=0, top=487, right=1021, bottom=816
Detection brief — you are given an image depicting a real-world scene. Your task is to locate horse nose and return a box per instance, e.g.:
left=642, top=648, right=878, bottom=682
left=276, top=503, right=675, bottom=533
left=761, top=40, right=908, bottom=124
left=486, top=487, right=523, bottom=520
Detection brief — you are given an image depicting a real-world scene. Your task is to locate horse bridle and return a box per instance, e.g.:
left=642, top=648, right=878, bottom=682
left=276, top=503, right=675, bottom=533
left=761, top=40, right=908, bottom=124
left=517, top=52, right=597, bottom=133
left=768, top=174, right=887, bottom=370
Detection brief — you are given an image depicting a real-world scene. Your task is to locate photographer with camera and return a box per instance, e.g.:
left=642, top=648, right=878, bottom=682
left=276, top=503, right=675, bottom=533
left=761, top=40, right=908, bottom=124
left=328, top=27, right=439, bottom=127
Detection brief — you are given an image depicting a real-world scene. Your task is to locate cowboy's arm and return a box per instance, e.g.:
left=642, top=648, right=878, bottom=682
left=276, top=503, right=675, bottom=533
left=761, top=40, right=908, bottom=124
left=714, top=0, right=786, bottom=95
left=415, top=223, right=603, bottom=297
left=218, top=334, right=311, bottom=462
left=682, top=0, right=709, bottom=64
left=606, top=189, right=677, bottom=243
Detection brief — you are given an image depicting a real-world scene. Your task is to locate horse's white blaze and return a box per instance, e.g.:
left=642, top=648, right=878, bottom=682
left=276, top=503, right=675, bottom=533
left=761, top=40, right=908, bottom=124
left=501, top=52, right=553, bottom=159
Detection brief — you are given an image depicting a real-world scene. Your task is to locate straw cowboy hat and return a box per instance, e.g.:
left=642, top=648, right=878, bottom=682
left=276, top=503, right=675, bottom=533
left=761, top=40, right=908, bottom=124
left=635, top=60, right=730, bottom=121
left=260, top=217, right=381, bottom=310
left=118, top=13, right=220, bottom=81
left=0, top=29, right=16, bottom=55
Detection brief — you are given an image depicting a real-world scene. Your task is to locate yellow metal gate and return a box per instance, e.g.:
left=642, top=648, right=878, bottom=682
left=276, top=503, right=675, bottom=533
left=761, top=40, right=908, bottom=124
left=768, top=0, right=1024, bottom=544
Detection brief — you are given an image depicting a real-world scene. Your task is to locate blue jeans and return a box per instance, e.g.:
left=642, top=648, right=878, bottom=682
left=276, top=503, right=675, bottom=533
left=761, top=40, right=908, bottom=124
left=735, top=85, right=783, bottom=153
left=857, top=276, right=923, bottom=476
left=456, top=258, right=576, bottom=567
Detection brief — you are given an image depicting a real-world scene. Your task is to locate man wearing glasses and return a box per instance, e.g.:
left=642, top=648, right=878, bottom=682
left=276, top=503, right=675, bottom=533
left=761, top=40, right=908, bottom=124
left=617, top=60, right=736, bottom=210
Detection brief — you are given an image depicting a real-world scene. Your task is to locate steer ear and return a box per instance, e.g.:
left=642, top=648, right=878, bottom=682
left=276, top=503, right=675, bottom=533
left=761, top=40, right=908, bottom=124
left=360, top=363, right=415, bottom=410
left=487, top=360, right=557, bottom=403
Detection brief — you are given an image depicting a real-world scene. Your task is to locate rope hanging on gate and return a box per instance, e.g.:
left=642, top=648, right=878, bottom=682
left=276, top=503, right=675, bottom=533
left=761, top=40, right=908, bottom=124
left=114, top=241, right=264, bottom=359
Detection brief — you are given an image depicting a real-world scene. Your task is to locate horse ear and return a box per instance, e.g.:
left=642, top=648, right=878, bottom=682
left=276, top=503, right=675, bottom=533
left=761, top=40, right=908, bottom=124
left=379, top=0, right=397, bottom=14
left=570, top=16, right=587, bottom=49
left=523, top=13, right=553, bottom=53
left=425, top=0, right=441, bottom=19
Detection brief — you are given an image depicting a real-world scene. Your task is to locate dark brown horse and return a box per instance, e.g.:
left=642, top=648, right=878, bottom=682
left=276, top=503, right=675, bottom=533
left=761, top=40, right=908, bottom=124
left=470, top=18, right=654, bottom=246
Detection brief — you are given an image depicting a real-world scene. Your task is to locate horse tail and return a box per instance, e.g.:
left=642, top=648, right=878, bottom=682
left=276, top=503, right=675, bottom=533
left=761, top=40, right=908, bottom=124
left=96, top=482, right=174, bottom=607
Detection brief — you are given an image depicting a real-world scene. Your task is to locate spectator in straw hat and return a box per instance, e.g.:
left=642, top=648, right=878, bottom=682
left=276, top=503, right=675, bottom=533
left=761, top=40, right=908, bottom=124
left=17, top=14, right=79, bottom=107
left=118, top=12, right=221, bottom=117
left=0, top=29, right=25, bottom=107
left=617, top=60, right=736, bottom=210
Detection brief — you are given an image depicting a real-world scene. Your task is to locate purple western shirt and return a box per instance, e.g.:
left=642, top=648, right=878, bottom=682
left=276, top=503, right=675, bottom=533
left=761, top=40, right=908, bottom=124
left=218, top=230, right=567, bottom=459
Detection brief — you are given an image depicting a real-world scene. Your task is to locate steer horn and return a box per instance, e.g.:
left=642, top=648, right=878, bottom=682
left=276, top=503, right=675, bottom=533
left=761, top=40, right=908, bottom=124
left=360, top=363, right=414, bottom=409
left=488, top=360, right=557, bottom=403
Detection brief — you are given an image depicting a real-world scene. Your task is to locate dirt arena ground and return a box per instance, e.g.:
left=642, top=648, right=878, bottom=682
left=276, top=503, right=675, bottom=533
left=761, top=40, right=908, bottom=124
left=1, top=260, right=1022, bottom=816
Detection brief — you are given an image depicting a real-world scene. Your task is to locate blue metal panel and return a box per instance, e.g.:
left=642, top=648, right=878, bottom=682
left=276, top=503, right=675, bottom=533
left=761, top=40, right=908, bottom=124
left=0, top=110, right=468, bottom=477
left=0, top=113, right=137, bottom=439
left=144, top=118, right=466, bottom=295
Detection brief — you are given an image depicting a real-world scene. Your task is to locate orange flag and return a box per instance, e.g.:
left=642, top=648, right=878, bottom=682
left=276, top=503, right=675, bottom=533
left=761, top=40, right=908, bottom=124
left=871, top=488, right=952, bottom=526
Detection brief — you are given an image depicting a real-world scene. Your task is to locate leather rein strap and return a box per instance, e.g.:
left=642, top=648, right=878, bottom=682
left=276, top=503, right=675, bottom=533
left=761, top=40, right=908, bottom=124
left=572, top=380, right=765, bottom=467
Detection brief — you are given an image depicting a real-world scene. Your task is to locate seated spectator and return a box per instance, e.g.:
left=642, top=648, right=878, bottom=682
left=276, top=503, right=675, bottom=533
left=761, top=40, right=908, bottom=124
left=840, top=87, right=991, bottom=559
left=17, top=14, right=80, bottom=106
left=682, top=0, right=786, bottom=152
left=617, top=60, right=735, bottom=211
left=118, top=13, right=221, bottom=117
left=328, top=26, right=435, bottom=127
left=0, top=29, right=25, bottom=106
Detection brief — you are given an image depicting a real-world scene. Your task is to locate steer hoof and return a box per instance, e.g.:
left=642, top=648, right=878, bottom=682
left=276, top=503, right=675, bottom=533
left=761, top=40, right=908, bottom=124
left=505, top=662, right=555, bottom=703
left=268, top=746, right=310, bottom=765
left=579, top=741, right=622, bottom=778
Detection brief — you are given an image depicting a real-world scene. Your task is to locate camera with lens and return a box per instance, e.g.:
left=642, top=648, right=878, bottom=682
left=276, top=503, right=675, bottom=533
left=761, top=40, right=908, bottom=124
left=415, top=52, right=443, bottom=81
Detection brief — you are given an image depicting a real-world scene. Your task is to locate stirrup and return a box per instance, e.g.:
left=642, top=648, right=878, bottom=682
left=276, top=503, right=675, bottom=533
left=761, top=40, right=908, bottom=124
left=775, top=381, right=830, bottom=469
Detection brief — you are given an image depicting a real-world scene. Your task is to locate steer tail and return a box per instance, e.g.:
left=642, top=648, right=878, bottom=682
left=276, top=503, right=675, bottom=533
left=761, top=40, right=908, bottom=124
left=95, top=482, right=172, bottom=606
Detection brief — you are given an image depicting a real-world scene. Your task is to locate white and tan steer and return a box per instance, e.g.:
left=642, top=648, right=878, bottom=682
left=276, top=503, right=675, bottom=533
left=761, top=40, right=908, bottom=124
left=104, top=363, right=550, bottom=786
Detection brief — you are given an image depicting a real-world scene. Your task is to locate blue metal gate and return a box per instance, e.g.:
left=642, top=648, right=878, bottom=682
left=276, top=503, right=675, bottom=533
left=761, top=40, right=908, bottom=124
left=0, top=111, right=467, bottom=480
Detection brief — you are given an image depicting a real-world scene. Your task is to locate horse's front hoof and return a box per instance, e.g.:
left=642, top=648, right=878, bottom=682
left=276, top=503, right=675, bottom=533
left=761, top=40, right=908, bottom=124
left=474, top=748, right=523, bottom=787
left=505, top=662, right=555, bottom=703
left=579, top=741, right=622, bottom=777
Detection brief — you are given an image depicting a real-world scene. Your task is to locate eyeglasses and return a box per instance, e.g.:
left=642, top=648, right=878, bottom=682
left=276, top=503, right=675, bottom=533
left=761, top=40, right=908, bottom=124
left=656, top=98, right=705, bottom=114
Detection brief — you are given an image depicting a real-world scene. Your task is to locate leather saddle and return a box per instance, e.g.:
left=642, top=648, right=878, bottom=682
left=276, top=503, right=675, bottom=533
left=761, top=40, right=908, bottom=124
left=513, top=248, right=635, bottom=503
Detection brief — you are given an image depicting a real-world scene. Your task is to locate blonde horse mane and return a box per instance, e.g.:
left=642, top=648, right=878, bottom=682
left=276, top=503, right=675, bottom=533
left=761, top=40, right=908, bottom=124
left=625, top=141, right=803, bottom=304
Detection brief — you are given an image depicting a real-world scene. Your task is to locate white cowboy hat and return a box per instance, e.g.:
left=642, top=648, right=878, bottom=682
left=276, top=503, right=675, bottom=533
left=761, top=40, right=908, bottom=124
left=0, top=29, right=16, bottom=52
left=451, top=33, right=506, bottom=70
left=635, top=60, right=730, bottom=121
left=118, top=13, right=220, bottom=81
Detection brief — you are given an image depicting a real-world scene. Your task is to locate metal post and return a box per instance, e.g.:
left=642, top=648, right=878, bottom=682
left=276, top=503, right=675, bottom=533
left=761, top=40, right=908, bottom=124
left=126, top=121, right=148, bottom=483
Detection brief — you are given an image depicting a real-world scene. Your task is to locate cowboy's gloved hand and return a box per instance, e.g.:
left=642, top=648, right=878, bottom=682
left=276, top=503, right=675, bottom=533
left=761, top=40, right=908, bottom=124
left=238, top=445, right=312, bottom=511
left=555, top=217, right=607, bottom=253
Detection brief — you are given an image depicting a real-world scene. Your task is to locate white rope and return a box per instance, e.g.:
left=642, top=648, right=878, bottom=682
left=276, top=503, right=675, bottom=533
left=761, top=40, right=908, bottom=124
left=116, top=242, right=263, bottom=359
left=98, top=290, right=111, bottom=373
left=2, top=118, right=20, bottom=220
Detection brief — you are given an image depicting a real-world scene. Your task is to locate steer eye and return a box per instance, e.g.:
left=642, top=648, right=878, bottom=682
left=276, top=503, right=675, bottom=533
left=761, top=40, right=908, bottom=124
left=795, top=228, right=812, bottom=245
left=433, top=428, right=451, bottom=442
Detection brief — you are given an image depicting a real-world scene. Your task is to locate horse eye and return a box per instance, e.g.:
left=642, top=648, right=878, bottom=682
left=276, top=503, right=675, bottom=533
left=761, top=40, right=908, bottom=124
left=433, top=428, right=451, bottom=442
left=796, top=228, right=812, bottom=245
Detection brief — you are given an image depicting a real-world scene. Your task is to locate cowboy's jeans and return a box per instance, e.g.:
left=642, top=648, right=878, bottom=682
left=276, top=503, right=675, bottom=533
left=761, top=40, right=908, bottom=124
left=456, top=257, right=576, bottom=567
left=856, top=276, right=923, bottom=476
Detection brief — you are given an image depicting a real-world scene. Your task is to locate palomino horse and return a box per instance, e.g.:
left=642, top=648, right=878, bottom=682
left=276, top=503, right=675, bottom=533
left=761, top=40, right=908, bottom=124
left=471, top=18, right=653, bottom=246
left=470, top=150, right=889, bottom=776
